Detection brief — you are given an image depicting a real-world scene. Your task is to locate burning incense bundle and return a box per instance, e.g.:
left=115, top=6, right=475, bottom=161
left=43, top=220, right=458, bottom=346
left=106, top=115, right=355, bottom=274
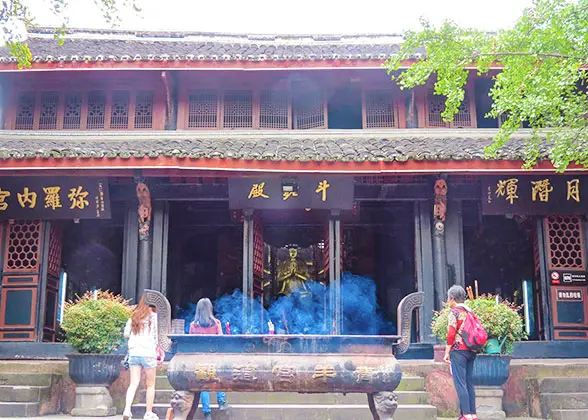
left=466, top=286, right=475, bottom=301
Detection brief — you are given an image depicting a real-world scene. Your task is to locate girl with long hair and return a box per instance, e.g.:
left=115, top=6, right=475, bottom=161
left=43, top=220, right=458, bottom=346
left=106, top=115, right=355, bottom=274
left=189, top=298, right=228, bottom=419
left=123, top=297, right=161, bottom=420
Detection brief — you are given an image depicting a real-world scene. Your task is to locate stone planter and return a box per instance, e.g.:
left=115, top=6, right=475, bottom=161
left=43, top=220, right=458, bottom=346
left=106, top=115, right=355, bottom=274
left=472, top=354, right=512, bottom=420
left=67, top=353, right=124, bottom=417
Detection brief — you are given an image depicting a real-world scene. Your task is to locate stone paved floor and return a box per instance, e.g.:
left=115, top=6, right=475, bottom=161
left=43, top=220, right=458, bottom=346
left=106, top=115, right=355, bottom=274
left=0, top=417, right=543, bottom=420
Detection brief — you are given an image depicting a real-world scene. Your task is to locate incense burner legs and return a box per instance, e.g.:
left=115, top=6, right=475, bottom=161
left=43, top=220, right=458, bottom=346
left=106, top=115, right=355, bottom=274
left=368, top=392, right=399, bottom=420
left=166, top=391, right=199, bottom=420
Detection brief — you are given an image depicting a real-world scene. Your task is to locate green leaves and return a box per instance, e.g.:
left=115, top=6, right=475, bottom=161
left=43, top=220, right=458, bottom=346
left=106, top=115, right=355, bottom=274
left=61, top=290, right=131, bottom=354
left=1, top=0, right=142, bottom=68
left=386, top=0, right=588, bottom=170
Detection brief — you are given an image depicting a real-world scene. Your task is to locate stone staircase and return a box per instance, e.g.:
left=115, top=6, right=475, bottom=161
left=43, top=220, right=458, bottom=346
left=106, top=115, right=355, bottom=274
left=0, top=372, right=56, bottom=417
left=537, top=377, right=588, bottom=420
left=132, top=374, right=437, bottom=420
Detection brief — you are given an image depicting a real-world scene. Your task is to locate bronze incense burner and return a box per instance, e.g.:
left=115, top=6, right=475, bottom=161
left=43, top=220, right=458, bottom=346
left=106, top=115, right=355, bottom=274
left=144, top=290, right=423, bottom=420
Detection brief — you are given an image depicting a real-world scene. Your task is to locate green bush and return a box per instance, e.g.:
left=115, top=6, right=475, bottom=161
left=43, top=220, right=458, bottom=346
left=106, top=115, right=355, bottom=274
left=431, top=295, right=527, bottom=354
left=61, top=290, right=131, bottom=354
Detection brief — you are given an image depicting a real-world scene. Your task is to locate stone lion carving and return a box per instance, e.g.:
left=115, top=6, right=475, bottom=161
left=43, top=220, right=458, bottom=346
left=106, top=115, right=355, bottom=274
left=165, top=391, right=198, bottom=420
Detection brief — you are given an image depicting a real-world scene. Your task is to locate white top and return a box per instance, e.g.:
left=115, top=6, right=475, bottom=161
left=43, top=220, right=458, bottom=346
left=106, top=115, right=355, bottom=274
left=124, top=312, right=158, bottom=358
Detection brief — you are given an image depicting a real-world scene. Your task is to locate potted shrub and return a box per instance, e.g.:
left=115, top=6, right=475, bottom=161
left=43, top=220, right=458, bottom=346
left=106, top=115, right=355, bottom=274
left=61, top=290, right=131, bottom=416
left=431, top=295, right=527, bottom=386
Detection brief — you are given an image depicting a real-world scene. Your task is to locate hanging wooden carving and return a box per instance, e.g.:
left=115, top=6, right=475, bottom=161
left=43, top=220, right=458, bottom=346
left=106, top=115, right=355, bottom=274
left=433, top=179, right=448, bottom=233
left=137, top=182, right=152, bottom=241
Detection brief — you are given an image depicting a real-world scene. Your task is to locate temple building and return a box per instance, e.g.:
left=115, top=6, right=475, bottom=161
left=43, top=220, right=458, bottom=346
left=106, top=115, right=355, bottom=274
left=0, top=28, right=586, bottom=352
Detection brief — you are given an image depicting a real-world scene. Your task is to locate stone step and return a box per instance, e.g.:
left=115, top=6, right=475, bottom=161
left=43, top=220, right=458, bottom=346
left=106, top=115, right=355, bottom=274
left=155, top=375, right=426, bottom=392
left=0, top=373, right=52, bottom=387
left=0, top=402, right=40, bottom=417
left=0, top=385, right=50, bottom=403
left=140, top=390, right=431, bottom=405
left=538, top=377, right=588, bottom=394
left=541, top=392, right=588, bottom=417
left=132, top=403, right=437, bottom=420
left=551, top=409, right=588, bottom=420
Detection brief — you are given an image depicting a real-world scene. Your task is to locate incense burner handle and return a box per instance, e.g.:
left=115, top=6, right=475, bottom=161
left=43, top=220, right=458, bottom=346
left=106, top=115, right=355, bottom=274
left=143, top=289, right=172, bottom=353
left=396, top=291, right=424, bottom=355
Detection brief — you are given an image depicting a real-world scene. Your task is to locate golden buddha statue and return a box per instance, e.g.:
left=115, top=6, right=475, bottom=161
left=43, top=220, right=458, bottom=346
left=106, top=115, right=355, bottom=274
left=276, top=247, right=313, bottom=295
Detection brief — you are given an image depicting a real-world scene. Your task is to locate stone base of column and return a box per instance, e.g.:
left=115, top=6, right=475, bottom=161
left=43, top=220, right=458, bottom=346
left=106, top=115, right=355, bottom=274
left=475, top=386, right=506, bottom=420
left=71, top=386, right=116, bottom=417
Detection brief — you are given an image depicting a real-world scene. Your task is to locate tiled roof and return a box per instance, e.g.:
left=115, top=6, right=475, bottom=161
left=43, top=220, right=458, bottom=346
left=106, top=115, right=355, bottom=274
left=0, top=28, right=408, bottom=64
left=0, top=129, right=541, bottom=161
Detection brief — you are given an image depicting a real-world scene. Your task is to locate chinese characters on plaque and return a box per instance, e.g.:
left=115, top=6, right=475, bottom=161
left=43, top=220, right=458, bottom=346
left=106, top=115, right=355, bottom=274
left=0, top=178, right=111, bottom=220
left=482, top=176, right=587, bottom=215
left=229, top=177, right=354, bottom=210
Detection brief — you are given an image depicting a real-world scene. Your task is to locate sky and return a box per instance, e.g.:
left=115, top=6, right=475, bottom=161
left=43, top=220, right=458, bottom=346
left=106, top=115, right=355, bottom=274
left=25, top=0, right=534, bottom=34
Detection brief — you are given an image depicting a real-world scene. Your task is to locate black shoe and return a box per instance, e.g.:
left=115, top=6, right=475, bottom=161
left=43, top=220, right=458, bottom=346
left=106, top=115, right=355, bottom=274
left=204, top=414, right=212, bottom=420
left=219, top=403, right=229, bottom=411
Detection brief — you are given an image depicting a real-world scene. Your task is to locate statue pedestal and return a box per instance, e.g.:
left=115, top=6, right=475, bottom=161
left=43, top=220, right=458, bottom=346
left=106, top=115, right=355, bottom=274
left=475, top=386, right=506, bottom=420
left=71, top=386, right=116, bottom=417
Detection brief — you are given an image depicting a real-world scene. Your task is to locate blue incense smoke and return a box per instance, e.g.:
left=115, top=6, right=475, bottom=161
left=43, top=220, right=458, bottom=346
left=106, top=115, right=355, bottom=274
left=175, top=273, right=395, bottom=335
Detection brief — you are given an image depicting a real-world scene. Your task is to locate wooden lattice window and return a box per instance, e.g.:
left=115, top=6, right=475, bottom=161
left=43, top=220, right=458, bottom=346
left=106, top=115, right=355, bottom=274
left=293, top=89, right=326, bottom=129
left=4, top=221, right=42, bottom=272
left=47, top=223, right=63, bottom=279
left=427, top=88, right=474, bottom=128
left=63, top=92, right=83, bottom=129
left=427, top=89, right=448, bottom=128
left=38, top=92, right=59, bottom=130
left=134, top=91, right=153, bottom=129
left=545, top=216, right=585, bottom=270
left=259, top=91, right=289, bottom=129
left=453, top=93, right=473, bottom=127
left=188, top=91, right=218, bottom=128
left=87, top=91, right=106, bottom=129
left=364, top=90, right=397, bottom=128
left=110, top=91, right=130, bottom=129
left=15, top=92, right=36, bottom=130
left=223, top=91, right=253, bottom=129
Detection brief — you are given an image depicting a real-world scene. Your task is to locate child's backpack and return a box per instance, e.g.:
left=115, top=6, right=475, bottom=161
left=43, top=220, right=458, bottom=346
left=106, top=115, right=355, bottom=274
left=458, top=308, right=488, bottom=352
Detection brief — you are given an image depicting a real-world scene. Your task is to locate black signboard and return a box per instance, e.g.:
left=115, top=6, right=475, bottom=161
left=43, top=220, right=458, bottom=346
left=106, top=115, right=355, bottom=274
left=481, top=176, right=588, bottom=215
left=0, top=178, right=111, bottom=220
left=229, top=177, right=354, bottom=210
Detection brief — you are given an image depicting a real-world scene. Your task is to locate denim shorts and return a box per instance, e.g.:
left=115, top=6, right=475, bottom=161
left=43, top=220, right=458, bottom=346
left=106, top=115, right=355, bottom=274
left=128, top=356, right=157, bottom=369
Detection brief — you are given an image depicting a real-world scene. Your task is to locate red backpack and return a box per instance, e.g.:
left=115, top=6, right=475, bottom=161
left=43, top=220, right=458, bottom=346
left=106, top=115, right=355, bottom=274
left=457, top=308, right=488, bottom=352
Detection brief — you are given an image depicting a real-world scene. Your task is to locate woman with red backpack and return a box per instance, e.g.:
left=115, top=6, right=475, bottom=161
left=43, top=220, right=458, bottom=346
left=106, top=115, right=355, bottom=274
left=443, top=285, right=479, bottom=420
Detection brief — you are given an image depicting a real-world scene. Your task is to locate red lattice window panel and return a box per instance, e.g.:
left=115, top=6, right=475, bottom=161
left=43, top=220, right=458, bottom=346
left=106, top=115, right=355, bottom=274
left=427, top=88, right=473, bottom=128
left=4, top=221, right=42, bottom=272
left=365, top=90, right=397, bottom=128
left=293, top=89, right=325, bottom=129
left=63, top=92, right=83, bottom=129
left=188, top=91, right=218, bottom=128
left=39, top=92, right=59, bottom=130
left=259, top=90, right=289, bottom=129
left=427, top=89, right=447, bottom=128
left=134, top=91, right=154, bottom=129
left=223, top=91, right=253, bottom=129
left=110, top=91, right=130, bottom=129
left=15, top=92, right=36, bottom=130
left=87, top=91, right=106, bottom=129
left=453, top=93, right=473, bottom=128
left=47, top=224, right=63, bottom=279
left=545, top=215, right=585, bottom=270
